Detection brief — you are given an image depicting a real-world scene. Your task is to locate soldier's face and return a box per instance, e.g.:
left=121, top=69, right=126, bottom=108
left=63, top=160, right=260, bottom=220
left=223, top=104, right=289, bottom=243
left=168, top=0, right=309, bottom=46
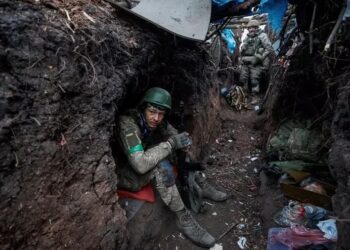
left=248, top=26, right=258, bottom=33
left=144, top=105, right=166, bottom=129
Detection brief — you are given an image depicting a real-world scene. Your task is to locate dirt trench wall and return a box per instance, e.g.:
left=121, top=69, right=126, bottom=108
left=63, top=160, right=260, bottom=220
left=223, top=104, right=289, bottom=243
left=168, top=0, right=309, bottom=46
left=329, top=78, right=350, bottom=250
left=0, top=1, right=221, bottom=249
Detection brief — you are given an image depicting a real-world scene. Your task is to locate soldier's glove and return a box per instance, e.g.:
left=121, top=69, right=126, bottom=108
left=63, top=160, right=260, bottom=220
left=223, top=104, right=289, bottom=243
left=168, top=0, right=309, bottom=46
left=168, top=132, right=192, bottom=150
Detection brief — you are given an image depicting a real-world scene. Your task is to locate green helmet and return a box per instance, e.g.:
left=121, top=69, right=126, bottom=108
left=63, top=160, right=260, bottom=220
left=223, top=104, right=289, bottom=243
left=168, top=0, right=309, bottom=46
left=247, top=19, right=260, bottom=28
left=140, top=87, right=172, bottom=110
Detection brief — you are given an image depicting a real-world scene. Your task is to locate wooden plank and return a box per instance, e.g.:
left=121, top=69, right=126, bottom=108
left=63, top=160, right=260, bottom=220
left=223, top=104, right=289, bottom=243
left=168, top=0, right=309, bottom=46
left=280, top=183, right=332, bottom=210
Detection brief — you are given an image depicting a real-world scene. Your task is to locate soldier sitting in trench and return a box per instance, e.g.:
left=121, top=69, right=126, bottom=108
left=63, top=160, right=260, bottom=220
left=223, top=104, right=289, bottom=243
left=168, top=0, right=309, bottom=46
left=239, top=19, right=273, bottom=102
left=114, top=87, right=228, bottom=248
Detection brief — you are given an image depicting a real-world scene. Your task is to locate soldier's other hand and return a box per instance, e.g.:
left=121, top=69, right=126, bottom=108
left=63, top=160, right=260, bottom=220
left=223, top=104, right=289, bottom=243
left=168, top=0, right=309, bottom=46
left=254, top=53, right=263, bottom=62
left=168, top=132, right=192, bottom=150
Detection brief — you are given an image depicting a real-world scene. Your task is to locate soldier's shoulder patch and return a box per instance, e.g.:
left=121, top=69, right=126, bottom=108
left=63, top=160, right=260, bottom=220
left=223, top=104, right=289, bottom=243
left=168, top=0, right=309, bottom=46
left=125, top=131, right=143, bottom=154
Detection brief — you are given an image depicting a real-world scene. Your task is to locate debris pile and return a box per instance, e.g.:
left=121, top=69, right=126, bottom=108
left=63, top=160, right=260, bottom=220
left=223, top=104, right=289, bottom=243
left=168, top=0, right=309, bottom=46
left=260, top=118, right=337, bottom=249
left=259, top=0, right=350, bottom=248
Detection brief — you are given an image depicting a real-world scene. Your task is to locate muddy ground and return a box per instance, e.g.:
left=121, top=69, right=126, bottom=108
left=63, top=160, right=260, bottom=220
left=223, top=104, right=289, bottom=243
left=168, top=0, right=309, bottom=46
left=156, top=104, right=269, bottom=249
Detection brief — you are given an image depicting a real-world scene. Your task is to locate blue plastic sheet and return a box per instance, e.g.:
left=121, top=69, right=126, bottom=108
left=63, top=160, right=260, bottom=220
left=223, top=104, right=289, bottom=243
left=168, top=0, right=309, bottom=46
left=212, top=0, right=245, bottom=7
left=211, top=0, right=253, bottom=22
left=221, top=28, right=236, bottom=54
left=317, top=219, right=337, bottom=241
left=259, top=0, right=288, bottom=33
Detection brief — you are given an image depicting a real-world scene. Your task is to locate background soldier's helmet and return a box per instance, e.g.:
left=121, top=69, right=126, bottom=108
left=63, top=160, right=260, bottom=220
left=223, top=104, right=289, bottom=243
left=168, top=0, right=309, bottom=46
left=140, top=87, right=172, bottom=110
left=246, top=19, right=260, bottom=28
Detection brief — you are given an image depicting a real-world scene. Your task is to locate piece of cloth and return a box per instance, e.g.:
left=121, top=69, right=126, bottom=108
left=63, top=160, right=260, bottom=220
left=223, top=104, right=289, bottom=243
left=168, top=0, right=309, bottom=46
left=267, top=228, right=292, bottom=250
left=273, top=224, right=333, bottom=248
left=117, top=183, right=156, bottom=202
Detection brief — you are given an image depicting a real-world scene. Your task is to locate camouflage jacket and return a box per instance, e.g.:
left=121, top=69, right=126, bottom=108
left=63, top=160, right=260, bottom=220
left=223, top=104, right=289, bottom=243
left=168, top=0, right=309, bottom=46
left=241, top=29, right=273, bottom=59
left=114, top=109, right=178, bottom=191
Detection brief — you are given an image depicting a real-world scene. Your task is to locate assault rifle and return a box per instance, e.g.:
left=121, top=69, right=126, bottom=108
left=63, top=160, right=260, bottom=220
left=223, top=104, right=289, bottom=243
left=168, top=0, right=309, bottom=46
left=177, top=151, right=206, bottom=213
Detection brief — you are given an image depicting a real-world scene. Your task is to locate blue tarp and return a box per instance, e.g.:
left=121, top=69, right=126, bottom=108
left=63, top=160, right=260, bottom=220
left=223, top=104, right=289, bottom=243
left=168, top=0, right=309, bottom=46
left=212, top=0, right=245, bottom=7
left=221, top=28, right=236, bottom=54
left=259, top=0, right=288, bottom=33
left=211, top=0, right=289, bottom=33
left=211, top=0, right=252, bottom=22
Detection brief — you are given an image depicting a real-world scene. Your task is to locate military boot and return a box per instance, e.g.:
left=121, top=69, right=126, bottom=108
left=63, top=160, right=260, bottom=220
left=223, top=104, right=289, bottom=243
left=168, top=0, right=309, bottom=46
left=196, top=172, right=228, bottom=202
left=176, top=209, right=215, bottom=248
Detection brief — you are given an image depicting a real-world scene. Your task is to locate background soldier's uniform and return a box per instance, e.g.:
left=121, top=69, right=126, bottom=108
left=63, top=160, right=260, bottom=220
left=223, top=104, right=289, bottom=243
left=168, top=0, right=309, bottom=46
left=239, top=29, right=273, bottom=93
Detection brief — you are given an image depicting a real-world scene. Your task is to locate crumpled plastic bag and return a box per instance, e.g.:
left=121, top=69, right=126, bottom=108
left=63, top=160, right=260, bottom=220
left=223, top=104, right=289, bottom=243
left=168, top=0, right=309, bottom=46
left=317, top=219, right=337, bottom=241
left=274, top=201, right=328, bottom=227
left=274, top=201, right=307, bottom=226
left=273, top=224, right=333, bottom=248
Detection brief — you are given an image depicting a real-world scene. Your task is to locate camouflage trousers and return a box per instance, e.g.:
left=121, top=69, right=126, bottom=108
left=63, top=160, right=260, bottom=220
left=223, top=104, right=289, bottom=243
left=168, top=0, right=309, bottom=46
left=152, top=167, right=185, bottom=212
left=239, top=64, right=263, bottom=92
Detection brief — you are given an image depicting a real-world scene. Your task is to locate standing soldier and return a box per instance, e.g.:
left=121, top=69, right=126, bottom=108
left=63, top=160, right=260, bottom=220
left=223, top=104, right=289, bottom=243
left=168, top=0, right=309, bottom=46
left=114, top=87, right=227, bottom=248
left=239, top=19, right=273, bottom=96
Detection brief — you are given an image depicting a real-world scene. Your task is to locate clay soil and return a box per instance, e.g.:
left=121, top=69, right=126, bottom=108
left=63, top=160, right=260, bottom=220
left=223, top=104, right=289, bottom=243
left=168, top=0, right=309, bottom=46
left=157, top=103, right=269, bottom=249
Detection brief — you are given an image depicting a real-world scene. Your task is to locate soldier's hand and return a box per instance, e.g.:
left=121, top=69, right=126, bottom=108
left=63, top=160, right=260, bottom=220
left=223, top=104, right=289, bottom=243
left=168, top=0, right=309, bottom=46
left=168, top=132, right=192, bottom=150
left=254, top=53, right=264, bottom=61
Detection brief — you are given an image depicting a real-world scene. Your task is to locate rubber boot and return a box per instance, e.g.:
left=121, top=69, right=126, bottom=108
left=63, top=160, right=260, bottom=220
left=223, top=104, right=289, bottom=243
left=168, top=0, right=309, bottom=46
left=196, top=172, right=228, bottom=202
left=176, top=209, right=215, bottom=248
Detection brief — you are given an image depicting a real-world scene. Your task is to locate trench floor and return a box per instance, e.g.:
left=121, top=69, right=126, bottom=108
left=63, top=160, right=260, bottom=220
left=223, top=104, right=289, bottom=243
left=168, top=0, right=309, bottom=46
left=157, top=104, right=268, bottom=249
